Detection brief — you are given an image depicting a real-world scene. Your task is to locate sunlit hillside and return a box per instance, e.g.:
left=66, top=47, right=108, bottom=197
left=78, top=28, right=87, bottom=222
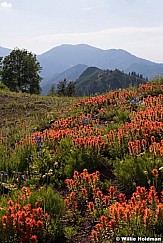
left=0, top=78, right=162, bottom=243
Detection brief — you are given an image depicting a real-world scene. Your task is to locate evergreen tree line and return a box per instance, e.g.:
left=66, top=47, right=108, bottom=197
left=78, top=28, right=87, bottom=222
left=48, top=79, right=76, bottom=97
left=128, top=71, right=148, bottom=81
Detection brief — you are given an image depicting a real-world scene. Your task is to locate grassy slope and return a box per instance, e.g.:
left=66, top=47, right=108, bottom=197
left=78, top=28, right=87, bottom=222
left=0, top=89, right=78, bottom=144
left=0, top=80, right=162, bottom=242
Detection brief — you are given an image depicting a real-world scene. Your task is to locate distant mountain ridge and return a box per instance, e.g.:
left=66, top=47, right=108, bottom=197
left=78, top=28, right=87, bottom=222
left=0, top=46, right=12, bottom=57
left=1, top=44, right=163, bottom=95
left=37, top=44, right=163, bottom=81
left=75, top=67, right=147, bottom=96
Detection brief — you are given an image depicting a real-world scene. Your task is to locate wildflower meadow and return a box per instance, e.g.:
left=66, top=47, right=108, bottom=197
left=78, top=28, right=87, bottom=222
left=0, top=78, right=162, bottom=242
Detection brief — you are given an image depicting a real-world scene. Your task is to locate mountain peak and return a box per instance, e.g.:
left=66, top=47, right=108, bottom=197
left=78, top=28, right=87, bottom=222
left=37, top=44, right=163, bottom=80
left=0, top=46, right=12, bottom=57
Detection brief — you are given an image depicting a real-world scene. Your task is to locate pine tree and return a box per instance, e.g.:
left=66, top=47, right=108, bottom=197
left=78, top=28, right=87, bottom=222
left=56, top=79, right=67, bottom=96
left=48, top=84, right=56, bottom=96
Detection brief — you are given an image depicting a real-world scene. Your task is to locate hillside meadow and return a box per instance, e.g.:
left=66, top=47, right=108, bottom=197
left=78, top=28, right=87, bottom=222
left=0, top=79, right=163, bottom=243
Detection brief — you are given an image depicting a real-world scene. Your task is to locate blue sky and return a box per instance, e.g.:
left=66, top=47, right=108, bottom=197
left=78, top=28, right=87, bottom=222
left=0, top=0, right=163, bottom=62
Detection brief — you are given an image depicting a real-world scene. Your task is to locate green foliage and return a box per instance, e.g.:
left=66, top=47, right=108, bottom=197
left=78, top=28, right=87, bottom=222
left=29, top=185, right=65, bottom=219
left=64, top=226, right=78, bottom=240
left=48, top=84, right=56, bottom=96
left=0, top=78, right=163, bottom=241
left=114, top=154, right=163, bottom=192
left=0, top=82, right=9, bottom=91
left=1, top=48, right=42, bottom=94
left=151, top=76, right=163, bottom=85
left=28, top=186, right=65, bottom=240
left=76, top=68, right=147, bottom=96
left=66, top=81, right=76, bottom=96
left=57, top=79, right=67, bottom=96
left=53, top=138, right=110, bottom=181
left=57, top=79, right=76, bottom=96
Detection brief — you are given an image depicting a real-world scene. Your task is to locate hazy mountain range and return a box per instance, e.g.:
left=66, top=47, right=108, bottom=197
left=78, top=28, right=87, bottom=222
left=0, top=46, right=11, bottom=57
left=37, top=44, right=163, bottom=79
left=1, top=44, right=163, bottom=95
left=37, top=44, right=163, bottom=94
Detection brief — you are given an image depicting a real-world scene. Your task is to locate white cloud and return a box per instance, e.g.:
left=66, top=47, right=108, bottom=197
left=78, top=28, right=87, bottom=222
left=0, top=1, right=12, bottom=8
left=31, top=27, right=163, bottom=43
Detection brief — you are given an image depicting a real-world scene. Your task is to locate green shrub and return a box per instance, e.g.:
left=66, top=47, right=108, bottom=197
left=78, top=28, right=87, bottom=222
left=0, top=82, right=9, bottom=91
left=29, top=185, right=65, bottom=240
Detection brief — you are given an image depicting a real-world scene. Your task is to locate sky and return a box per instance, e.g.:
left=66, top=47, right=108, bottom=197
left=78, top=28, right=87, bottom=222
left=0, top=0, right=163, bottom=63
